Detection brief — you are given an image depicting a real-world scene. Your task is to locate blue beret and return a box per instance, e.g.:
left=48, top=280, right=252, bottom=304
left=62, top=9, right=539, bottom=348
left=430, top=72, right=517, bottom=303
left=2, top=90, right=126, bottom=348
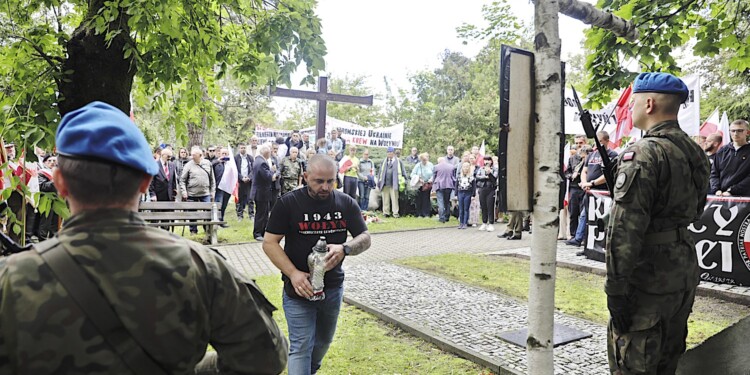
left=56, top=101, right=158, bottom=176
left=632, top=72, right=689, bottom=103
left=387, top=146, right=395, bottom=152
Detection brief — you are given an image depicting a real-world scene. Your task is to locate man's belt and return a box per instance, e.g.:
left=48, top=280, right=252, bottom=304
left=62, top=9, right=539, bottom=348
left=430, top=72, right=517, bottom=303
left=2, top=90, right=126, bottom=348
left=643, top=227, right=690, bottom=246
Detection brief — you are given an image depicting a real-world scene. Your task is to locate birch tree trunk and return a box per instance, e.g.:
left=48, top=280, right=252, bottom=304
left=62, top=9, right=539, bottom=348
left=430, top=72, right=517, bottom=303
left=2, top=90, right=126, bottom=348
left=528, top=0, right=563, bottom=374
left=532, top=0, right=638, bottom=41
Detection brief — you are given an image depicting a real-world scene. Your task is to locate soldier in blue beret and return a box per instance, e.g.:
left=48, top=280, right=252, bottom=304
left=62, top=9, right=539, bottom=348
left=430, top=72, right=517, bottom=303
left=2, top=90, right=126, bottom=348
left=0, top=101, right=288, bottom=374
left=605, top=74, right=710, bottom=374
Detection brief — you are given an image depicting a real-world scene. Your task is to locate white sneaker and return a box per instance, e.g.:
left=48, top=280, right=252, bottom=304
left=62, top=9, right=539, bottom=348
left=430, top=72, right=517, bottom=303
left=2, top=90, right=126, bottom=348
left=478, top=224, right=487, bottom=231
left=487, top=224, right=495, bottom=232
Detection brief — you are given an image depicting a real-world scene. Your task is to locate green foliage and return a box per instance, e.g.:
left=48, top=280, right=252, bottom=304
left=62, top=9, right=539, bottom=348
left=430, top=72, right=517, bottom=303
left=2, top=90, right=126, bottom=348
left=585, top=0, right=750, bottom=107
left=0, top=0, right=326, bottom=149
left=686, top=50, right=750, bottom=121
left=396, top=0, right=529, bottom=157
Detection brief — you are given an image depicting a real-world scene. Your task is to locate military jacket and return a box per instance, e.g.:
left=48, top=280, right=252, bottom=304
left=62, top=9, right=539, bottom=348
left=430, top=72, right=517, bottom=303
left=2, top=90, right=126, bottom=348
left=0, top=209, right=287, bottom=374
left=605, top=120, right=710, bottom=296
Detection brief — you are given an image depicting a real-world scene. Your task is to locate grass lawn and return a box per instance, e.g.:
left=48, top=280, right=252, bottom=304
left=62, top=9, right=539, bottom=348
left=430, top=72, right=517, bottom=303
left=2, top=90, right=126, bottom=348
left=253, top=274, right=493, bottom=375
left=182, top=201, right=453, bottom=244
left=395, top=253, right=750, bottom=347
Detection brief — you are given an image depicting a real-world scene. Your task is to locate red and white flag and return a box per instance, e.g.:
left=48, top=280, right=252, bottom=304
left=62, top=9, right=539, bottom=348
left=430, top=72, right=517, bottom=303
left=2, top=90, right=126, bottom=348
left=612, top=84, right=633, bottom=147
left=700, top=107, right=720, bottom=137
left=218, top=145, right=238, bottom=195
left=719, top=111, right=730, bottom=146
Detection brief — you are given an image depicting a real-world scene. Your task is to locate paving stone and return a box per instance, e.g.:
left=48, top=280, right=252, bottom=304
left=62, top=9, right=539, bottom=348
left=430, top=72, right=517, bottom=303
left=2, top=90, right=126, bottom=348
left=213, top=226, right=750, bottom=374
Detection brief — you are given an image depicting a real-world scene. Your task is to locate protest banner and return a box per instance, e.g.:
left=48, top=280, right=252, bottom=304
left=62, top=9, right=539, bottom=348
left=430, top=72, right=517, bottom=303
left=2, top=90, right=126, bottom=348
left=255, top=117, right=404, bottom=149
left=585, top=191, right=750, bottom=286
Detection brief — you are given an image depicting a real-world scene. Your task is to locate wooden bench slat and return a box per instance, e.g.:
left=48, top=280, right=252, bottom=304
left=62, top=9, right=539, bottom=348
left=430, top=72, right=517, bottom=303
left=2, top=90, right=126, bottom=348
left=145, top=221, right=226, bottom=227
left=140, top=211, right=214, bottom=220
left=139, top=202, right=214, bottom=210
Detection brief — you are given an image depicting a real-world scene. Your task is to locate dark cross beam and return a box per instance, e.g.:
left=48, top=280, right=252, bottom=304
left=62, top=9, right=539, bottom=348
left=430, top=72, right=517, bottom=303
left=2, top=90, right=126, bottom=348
left=269, top=76, right=374, bottom=140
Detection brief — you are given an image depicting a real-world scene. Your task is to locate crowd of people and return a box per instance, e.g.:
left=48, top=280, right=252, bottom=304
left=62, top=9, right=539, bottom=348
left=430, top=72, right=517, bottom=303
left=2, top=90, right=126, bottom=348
left=561, top=117, right=750, bottom=254
left=2, top=120, right=527, bottom=248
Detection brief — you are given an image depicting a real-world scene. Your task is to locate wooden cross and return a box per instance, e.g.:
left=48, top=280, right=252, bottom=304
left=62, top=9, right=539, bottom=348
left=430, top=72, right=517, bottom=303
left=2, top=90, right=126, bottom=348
left=269, top=76, right=374, bottom=140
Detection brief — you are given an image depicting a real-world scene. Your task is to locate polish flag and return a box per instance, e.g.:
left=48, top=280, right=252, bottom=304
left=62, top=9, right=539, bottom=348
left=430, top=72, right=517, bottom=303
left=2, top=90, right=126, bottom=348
left=718, top=112, right=730, bottom=146
left=612, top=85, right=633, bottom=147
left=700, top=108, right=720, bottom=137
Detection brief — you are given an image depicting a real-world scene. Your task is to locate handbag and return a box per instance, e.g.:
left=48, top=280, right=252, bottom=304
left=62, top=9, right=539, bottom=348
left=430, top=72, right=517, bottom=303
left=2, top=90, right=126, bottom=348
left=420, top=181, right=433, bottom=192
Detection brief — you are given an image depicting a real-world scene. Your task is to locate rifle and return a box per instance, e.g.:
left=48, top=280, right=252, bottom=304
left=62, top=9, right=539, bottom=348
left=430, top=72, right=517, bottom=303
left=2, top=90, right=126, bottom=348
left=0, top=230, right=32, bottom=256
left=571, top=86, right=615, bottom=196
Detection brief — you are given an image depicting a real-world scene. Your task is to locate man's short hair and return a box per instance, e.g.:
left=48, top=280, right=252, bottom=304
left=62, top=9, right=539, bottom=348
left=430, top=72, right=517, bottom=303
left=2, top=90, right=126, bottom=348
left=731, top=119, right=749, bottom=129
left=597, top=131, right=610, bottom=141
left=258, top=144, right=271, bottom=155
left=58, top=156, right=144, bottom=206
left=574, top=134, right=586, bottom=140
left=706, top=133, right=723, bottom=143
left=307, top=154, right=337, bottom=173
left=292, top=129, right=300, bottom=134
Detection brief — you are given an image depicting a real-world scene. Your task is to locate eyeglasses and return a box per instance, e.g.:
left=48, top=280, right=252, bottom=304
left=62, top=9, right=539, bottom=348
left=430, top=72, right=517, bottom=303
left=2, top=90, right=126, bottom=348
left=730, top=129, right=746, bottom=133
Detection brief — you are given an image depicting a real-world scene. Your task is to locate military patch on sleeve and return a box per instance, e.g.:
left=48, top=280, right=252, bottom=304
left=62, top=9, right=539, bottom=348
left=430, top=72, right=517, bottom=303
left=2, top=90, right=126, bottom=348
left=615, top=172, right=627, bottom=189
left=622, top=151, right=635, bottom=161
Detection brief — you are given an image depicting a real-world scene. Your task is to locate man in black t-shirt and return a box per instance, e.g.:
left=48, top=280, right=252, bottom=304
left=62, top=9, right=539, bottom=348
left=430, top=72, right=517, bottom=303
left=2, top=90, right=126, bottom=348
left=263, top=155, right=371, bottom=375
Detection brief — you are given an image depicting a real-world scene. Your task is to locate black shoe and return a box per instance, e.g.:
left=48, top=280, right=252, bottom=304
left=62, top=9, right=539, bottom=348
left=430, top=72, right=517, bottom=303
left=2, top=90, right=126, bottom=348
left=220, top=223, right=229, bottom=228
left=507, top=234, right=522, bottom=240
left=576, top=251, right=585, bottom=256
left=498, top=232, right=511, bottom=238
left=565, top=239, right=582, bottom=247
left=522, top=226, right=531, bottom=232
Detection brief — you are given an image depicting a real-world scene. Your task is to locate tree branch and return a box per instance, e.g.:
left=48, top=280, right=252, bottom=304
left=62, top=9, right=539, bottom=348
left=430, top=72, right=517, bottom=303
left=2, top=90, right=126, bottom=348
left=5, top=34, right=63, bottom=73
left=533, top=0, right=639, bottom=41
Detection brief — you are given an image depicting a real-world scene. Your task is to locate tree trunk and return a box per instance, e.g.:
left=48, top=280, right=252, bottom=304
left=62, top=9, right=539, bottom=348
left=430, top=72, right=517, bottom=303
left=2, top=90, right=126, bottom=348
left=532, top=0, right=638, bottom=41
left=528, top=1, right=563, bottom=374
left=58, top=0, right=135, bottom=117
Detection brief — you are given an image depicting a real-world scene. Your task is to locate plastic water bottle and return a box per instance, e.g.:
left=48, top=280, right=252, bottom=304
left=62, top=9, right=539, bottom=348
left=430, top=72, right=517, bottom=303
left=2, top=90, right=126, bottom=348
left=212, top=202, right=219, bottom=222
left=307, top=236, right=327, bottom=301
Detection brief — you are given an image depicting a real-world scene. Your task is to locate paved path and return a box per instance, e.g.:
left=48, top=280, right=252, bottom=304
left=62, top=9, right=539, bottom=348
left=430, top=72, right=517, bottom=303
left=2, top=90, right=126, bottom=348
left=216, top=226, right=750, bottom=374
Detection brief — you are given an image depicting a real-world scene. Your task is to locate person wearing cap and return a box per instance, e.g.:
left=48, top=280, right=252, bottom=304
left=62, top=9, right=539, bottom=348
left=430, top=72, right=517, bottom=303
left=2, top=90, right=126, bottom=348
left=377, top=146, right=406, bottom=218
left=0, top=101, right=288, bottom=374
left=709, top=119, right=750, bottom=196
left=604, top=73, right=709, bottom=374
left=206, top=146, right=218, bottom=164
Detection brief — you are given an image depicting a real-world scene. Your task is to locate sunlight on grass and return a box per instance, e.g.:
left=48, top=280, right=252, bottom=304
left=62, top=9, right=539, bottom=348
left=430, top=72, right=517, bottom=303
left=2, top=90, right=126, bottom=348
left=254, top=275, right=493, bottom=375
left=395, top=253, right=750, bottom=347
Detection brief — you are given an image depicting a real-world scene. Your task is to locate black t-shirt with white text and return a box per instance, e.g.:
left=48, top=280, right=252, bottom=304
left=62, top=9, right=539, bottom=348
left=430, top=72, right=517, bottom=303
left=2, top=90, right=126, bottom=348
left=266, top=188, right=367, bottom=299
left=585, top=148, right=618, bottom=190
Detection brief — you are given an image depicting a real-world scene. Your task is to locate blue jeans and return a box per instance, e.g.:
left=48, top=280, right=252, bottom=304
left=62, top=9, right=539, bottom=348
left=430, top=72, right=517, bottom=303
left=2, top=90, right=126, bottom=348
left=458, top=190, right=472, bottom=225
left=436, top=188, right=452, bottom=222
left=283, top=285, right=344, bottom=375
left=358, top=181, right=371, bottom=211
left=187, top=195, right=211, bottom=233
left=574, top=202, right=587, bottom=242
left=214, top=190, right=230, bottom=221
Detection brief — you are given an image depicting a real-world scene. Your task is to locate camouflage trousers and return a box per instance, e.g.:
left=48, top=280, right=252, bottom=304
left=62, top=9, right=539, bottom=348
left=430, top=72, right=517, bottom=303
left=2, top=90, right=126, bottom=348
left=607, top=286, right=696, bottom=375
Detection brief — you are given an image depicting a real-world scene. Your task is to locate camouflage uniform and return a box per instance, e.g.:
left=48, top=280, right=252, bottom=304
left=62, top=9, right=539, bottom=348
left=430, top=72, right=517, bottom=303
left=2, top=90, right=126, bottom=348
left=280, top=157, right=302, bottom=195
left=605, top=120, right=710, bottom=374
left=0, top=209, right=287, bottom=374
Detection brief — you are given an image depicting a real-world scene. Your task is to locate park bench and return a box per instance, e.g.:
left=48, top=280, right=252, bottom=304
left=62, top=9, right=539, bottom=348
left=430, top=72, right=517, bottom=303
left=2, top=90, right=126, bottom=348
left=138, top=201, right=225, bottom=245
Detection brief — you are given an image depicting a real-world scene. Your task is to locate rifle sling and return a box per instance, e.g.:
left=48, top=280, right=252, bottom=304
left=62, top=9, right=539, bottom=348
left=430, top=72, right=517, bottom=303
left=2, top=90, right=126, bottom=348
left=35, top=238, right=168, bottom=375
